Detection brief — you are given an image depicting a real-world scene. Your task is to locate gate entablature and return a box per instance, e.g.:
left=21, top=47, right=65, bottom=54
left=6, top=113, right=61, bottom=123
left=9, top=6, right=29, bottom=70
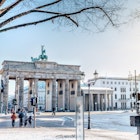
left=0, top=60, right=83, bottom=80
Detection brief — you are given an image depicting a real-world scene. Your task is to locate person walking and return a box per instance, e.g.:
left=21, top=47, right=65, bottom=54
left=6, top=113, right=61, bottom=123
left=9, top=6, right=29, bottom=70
left=18, top=109, right=24, bottom=127
left=11, top=112, right=17, bottom=127
left=28, top=115, right=33, bottom=127
left=52, top=107, right=56, bottom=116
left=24, top=114, right=28, bottom=127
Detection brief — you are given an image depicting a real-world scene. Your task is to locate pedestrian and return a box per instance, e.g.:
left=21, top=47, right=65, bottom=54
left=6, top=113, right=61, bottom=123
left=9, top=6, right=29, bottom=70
left=18, top=109, right=24, bottom=127
left=24, top=114, right=28, bottom=127
left=11, top=112, right=17, bottom=127
left=52, top=107, right=55, bottom=116
left=28, top=115, right=33, bottom=127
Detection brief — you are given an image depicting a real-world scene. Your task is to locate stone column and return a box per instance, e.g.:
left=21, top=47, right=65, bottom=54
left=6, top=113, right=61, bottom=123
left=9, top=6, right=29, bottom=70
left=69, top=80, right=77, bottom=111
left=57, top=80, right=60, bottom=110
left=0, top=87, right=3, bottom=113
left=107, top=94, right=110, bottom=110
left=104, top=94, right=107, bottom=111
left=62, top=80, right=65, bottom=110
left=90, top=94, right=93, bottom=111
left=97, top=94, right=100, bottom=111
left=94, top=95, right=98, bottom=111
left=18, top=77, right=24, bottom=109
left=77, top=80, right=81, bottom=96
left=65, top=79, right=69, bottom=111
left=111, top=94, right=113, bottom=110
left=15, top=77, right=19, bottom=111
left=2, top=74, right=9, bottom=114
left=100, top=94, right=103, bottom=111
left=34, top=78, right=38, bottom=110
left=52, top=79, right=56, bottom=110
left=45, top=80, right=48, bottom=111
left=45, top=80, right=52, bottom=111
left=34, top=79, right=38, bottom=97
left=57, top=80, right=64, bottom=111
left=28, top=79, right=33, bottom=111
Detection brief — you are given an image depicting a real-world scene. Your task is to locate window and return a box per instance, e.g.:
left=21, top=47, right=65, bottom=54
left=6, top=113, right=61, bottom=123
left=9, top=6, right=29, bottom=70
left=115, top=102, right=117, bottom=108
left=115, top=94, right=117, bottom=99
left=71, top=91, right=75, bottom=95
left=130, top=102, right=132, bottom=108
left=48, top=82, right=49, bottom=88
left=71, top=83, right=74, bottom=88
left=47, top=90, right=50, bottom=94
left=60, top=83, right=62, bottom=88
left=120, top=87, right=126, bottom=92
left=59, top=90, right=63, bottom=95
left=103, top=81, right=105, bottom=84
left=29, top=90, right=32, bottom=94
left=114, top=87, right=117, bottom=91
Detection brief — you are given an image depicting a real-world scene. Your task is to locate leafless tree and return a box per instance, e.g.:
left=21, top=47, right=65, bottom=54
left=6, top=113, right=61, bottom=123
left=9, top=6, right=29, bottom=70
left=0, top=0, right=125, bottom=33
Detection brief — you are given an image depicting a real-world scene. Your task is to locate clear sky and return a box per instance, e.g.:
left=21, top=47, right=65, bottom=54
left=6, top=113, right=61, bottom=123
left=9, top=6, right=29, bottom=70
left=0, top=0, right=140, bottom=84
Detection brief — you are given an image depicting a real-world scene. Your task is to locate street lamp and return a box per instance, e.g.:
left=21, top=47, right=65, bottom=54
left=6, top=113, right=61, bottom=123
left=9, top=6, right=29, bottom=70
left=87, top=70, right=98, bottom=129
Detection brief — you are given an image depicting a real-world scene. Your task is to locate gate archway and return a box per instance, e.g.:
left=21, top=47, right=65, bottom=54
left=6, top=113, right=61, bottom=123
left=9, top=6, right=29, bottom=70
left=0, top=60, right=83, bottom=113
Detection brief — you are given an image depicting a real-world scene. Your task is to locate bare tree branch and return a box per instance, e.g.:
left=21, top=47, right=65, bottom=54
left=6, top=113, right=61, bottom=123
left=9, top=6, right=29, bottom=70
left=0, top=0, right=124, bottom=33
left=0, top=0, right=62, bottom=27
left=35, top=0, right=62, bottom=9
left=0, top=5, right=114, bottom=31
left=0, top=13, right=79, bottom=32
left=0, top=0, right=23, bottom=17
left=0, top=0, right=6, bottom=7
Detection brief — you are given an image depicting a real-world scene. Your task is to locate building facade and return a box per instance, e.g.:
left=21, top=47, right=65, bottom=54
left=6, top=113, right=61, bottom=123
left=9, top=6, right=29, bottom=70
left=82, top=86, right=113, bottom=111
left=89, top=76, right=140, bottom=110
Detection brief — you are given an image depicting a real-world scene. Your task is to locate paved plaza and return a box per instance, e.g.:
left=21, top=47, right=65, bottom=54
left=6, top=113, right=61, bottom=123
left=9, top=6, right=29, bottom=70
left=0, top=111, right=139, bottom=140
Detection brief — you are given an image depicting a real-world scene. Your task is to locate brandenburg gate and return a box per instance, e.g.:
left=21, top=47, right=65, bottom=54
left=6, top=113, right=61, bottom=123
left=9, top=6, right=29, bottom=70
left=0, top=47, right=84, bottom=113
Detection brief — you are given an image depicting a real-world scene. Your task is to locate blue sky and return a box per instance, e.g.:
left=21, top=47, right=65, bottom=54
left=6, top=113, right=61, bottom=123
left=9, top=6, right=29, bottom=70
left=0, top=0, right=140, bottom=84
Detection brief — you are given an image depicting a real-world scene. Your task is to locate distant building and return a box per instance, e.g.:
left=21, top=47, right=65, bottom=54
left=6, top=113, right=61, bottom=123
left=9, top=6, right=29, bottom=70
left=88, top=76, right=139, bottom=110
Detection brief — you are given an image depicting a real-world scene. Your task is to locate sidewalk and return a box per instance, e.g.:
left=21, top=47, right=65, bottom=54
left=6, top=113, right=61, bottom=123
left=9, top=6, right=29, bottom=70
left=0, top=127, right=138, bottom=140
left=0, top=111, right=138, bottom=140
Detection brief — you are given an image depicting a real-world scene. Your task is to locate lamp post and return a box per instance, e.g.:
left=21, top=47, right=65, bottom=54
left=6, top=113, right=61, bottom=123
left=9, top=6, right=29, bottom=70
left=87, top=83, right=91, bottom=129
left=87, top=70, right=98, bottom=129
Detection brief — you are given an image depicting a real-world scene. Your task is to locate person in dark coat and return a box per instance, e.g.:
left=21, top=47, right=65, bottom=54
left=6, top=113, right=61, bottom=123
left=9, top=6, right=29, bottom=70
left=28, top=115, right=33, bottom=126
left=52, top=107, right=55, bottom=116
left=18, top=109, right=24, bottom=127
